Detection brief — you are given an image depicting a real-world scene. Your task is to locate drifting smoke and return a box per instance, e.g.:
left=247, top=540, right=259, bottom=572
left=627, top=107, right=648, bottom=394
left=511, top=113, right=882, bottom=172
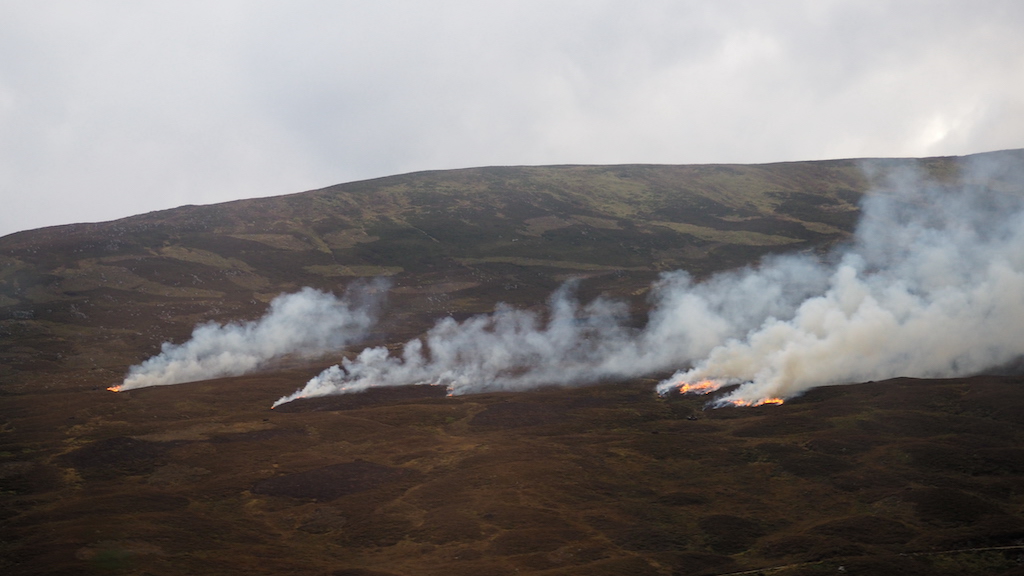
left=272, top=258, right=831, bottom=407
left=661, top=154, right=1024, bottom=406
left=274, top=152, right=1024, bottom=408
left=118, top=281, right=388, bottom=391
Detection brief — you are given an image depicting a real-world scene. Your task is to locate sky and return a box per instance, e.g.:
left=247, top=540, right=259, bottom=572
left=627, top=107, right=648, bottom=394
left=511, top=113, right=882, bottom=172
left=2, top=1, right=1023, bottom=237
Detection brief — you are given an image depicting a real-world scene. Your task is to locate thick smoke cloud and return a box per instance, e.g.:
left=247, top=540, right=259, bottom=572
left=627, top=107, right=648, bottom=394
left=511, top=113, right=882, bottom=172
left=119, top=281, right=387, bottom=391
left=270, top=260, right=829, bottom=407
left=270, top=253, right=836, bottom=407
left=274, top=154, right=1024, bottom=407
left=662, top=154, right=1024, bottom=405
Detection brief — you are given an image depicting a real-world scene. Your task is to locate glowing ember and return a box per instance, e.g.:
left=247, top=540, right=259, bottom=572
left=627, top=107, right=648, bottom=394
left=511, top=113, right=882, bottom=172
left=106, top=385, right=122, bottom=392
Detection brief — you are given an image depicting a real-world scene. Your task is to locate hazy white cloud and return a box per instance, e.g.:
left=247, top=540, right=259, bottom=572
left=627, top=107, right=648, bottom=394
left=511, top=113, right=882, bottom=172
left=2, top=0, right=1023, bottom=236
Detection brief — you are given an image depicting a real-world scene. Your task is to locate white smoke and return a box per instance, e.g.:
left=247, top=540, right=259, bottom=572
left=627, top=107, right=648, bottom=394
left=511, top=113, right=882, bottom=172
left=274, top=152, right=1024, bottom=408
left=272, top=284, right=640, bottom=406
left=119, top=281, right=388, bottom=390
left=271, top=258, right=831, bottom=407
left=661, top=154, right=1024, bottom=405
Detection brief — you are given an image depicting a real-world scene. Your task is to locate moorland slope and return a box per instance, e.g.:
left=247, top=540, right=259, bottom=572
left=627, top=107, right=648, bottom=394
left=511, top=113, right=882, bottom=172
left=2, top=152, right=1024, bottom=575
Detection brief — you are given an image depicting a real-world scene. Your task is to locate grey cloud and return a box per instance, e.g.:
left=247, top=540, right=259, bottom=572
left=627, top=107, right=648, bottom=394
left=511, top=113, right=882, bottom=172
left=2, top=1, right=1023, bottom=236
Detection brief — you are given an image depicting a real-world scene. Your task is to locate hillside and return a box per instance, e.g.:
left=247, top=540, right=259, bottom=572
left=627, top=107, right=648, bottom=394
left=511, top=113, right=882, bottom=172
left=0, top=157, right=947, bottom=389
left=2, top=152, right=1024, bottom=575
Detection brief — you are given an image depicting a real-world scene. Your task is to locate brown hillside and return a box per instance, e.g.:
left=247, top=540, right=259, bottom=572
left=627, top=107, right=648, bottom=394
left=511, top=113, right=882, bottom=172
left=2, top=152, right=1024, bottom=575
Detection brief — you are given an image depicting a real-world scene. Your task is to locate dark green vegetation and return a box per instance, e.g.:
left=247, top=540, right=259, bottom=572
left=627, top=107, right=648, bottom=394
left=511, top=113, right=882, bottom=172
left=2, top=153, right=1024, bottom=575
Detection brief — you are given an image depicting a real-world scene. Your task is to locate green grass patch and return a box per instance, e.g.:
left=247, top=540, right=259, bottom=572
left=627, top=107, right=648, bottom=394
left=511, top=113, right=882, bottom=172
left=304, top=264, right=403, bottom=277
left=651, top=221, right=802, bottom=245
left=456, top=257, right=648, bottom=271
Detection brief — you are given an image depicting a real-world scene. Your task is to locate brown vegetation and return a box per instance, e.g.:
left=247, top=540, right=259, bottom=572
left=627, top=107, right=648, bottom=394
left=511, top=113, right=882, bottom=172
left=2, top=155, right=1024, bottom=574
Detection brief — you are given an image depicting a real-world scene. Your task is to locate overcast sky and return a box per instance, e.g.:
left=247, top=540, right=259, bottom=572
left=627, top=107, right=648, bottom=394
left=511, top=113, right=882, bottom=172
left=2, top=1, right=1023, bottom=237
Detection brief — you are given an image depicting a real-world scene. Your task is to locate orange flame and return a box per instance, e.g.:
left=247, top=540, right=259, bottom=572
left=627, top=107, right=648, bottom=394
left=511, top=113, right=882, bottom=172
left=674, top=379, right=721, bottom=395
left=106, top=385, right=122, bottom=392
left=728, top=397, right=784, bottom=407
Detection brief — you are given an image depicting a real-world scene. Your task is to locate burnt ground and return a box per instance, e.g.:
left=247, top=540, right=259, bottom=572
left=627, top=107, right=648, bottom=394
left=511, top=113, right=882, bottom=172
left=2, top=374, right=1024, bottom=575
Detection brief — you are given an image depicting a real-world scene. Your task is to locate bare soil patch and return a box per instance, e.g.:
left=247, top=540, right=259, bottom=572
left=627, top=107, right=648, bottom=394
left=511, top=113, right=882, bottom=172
left=468, top=401, right=564, bottom=428
left=251, top=460, right=414, bottom=501
left=57, top=436, right=179, bottom=479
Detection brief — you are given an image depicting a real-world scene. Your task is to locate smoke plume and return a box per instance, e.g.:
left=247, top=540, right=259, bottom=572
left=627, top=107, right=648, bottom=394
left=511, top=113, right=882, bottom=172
left=660, top=154, right=1024, bottom=405
left=274, top=152, right=1024, bottom=407
left=271, top=258, right=831, bottom=406
left=119, top=281, right=388, bottom=391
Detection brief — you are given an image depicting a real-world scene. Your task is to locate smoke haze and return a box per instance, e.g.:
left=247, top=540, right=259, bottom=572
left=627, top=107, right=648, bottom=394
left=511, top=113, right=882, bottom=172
left=271, top=257, right=832, bottom=407
left=663, top=154, right=1024, bottom=405
left=275, top=153, right=1024, bottom=407
left=119, top=281, right=387, bottom=391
